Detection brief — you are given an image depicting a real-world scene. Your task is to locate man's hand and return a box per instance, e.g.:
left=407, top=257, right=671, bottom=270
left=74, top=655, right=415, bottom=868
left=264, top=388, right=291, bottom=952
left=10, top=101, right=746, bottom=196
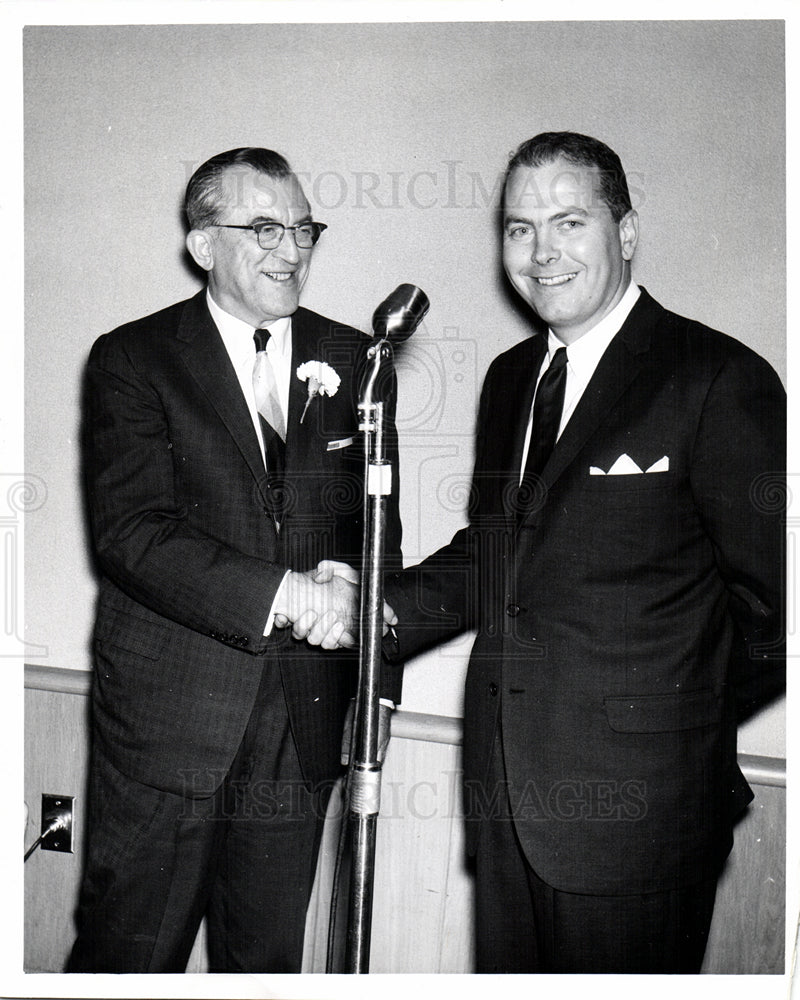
left=273, top=560, right=398, bottom=650
left=273, top=563, right=359, bottom=649
left=313, top=560, right=398, bottom=637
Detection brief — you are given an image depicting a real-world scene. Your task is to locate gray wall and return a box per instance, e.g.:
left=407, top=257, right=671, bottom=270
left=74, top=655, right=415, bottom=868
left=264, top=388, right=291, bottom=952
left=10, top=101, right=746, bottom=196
left=24, top=20, right=785, bottom=748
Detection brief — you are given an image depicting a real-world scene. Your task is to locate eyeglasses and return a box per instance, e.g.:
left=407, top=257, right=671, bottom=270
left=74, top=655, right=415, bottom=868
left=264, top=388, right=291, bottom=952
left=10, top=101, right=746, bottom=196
left=208, top=221, right=327, bottom=250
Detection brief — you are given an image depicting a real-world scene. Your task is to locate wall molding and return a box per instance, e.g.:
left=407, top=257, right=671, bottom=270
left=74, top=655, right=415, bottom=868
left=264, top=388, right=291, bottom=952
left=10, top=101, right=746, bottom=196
left=25, top=664, right=786, bottom=788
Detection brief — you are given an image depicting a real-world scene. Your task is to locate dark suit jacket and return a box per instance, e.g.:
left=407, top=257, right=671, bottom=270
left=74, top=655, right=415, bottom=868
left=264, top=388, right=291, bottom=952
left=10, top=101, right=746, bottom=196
left=386, top=287, right=784, bottom=895
left=83, top=290, right=402, bottom=796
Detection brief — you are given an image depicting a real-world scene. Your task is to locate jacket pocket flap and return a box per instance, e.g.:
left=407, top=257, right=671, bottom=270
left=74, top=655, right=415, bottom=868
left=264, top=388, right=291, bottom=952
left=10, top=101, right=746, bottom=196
left=604, top=689, right=716, bottom=733
left=95, top=608, right=169, bottom=660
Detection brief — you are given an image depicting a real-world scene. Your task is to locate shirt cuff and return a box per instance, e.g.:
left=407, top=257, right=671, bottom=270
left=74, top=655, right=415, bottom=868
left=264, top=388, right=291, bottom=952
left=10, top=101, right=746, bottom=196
left=264, top=569, right=292, bottom=636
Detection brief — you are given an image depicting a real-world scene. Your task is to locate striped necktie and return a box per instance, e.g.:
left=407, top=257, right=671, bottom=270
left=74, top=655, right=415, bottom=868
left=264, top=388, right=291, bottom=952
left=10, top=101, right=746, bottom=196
left=253, top=328, right=286, bottom=520
left=253, top=328, right=286, bottom=441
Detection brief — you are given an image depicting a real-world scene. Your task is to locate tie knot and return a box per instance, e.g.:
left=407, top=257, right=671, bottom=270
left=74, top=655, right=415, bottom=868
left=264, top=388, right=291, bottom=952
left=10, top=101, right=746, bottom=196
left=254, top=328, right=271, bottom=353
left=549, top=346, right=568, bottom=370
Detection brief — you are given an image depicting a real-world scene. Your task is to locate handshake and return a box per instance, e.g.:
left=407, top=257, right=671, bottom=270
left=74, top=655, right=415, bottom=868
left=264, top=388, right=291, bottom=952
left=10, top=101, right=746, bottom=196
left=272, top=560, right=397, bottom=650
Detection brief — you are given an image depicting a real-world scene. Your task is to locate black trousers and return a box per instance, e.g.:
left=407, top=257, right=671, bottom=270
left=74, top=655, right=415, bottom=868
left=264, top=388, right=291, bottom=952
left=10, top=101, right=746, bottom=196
left=474, top=730, right=718, bottom=974
left=68, top=664, right=330, bottom=973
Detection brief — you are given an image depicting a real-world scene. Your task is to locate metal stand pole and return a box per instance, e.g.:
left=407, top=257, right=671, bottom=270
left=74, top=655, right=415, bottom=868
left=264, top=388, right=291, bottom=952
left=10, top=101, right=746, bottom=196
left=345, top=340, right=393, bottom=974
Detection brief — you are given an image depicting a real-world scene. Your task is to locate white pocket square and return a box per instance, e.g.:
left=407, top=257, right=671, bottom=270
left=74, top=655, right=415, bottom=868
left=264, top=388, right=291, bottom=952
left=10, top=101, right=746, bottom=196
left=590, top=453, right=669, bottom=476
left=327, top=437, right=355, bottom=452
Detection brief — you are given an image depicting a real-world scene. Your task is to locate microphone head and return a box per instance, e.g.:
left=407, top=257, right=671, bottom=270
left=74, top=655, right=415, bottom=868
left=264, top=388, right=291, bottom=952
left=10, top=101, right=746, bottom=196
left=372, top=283, right=430, bottom=343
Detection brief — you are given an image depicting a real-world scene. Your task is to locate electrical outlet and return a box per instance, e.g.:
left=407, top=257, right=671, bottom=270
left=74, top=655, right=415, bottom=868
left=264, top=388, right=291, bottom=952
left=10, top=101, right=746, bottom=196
left=40, top=794, right=73, bottom=854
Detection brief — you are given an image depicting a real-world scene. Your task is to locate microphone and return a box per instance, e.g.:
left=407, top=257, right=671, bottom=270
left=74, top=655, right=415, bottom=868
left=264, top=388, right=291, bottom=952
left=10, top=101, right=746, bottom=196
left=371, top=284, right=430, bottom=344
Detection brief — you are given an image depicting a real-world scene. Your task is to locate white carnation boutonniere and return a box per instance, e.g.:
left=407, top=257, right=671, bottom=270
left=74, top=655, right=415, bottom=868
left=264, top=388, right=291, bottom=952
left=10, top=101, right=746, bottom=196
left=297, top=360, right=341, bottom=423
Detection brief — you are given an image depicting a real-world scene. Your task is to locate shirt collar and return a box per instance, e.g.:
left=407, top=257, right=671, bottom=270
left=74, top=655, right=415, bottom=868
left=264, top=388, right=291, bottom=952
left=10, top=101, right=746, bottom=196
left=206, top=289, right=292, bottom=362
left=546, top=281, right=640, bottom=376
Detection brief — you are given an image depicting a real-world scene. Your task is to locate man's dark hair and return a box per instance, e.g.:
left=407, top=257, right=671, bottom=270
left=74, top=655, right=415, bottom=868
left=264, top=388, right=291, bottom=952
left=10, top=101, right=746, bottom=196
left=505, top=132, right=632, bottom=223
left=185, top=147, right=294, bottom=229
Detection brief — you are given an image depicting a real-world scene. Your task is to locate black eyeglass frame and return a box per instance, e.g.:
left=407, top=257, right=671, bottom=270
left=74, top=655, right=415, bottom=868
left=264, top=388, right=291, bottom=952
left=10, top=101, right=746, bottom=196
left=207, top=221, right=327, bottom=249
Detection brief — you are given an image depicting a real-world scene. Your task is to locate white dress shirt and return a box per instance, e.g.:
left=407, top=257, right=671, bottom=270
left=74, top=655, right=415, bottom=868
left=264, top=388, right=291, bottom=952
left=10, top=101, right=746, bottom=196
left=519, top=281, right=640, bottom=479
left=207, top=291, right=292, bottom=465
left=206, top=291, right=295, bottom=634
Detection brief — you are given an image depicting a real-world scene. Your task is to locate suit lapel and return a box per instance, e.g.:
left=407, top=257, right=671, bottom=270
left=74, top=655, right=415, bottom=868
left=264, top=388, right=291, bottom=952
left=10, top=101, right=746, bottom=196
left=287, top=312, right=308, bottom=450
left=496, top=335, right=547, bottom=525
left=285, top=309, right=323, bottom=473
left=176, top=292, right=272, bottom=509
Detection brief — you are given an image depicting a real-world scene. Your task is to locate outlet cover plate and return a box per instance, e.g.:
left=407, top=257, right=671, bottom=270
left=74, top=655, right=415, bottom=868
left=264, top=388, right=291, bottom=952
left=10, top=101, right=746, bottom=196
left=41, top=794, right=73, bottom=853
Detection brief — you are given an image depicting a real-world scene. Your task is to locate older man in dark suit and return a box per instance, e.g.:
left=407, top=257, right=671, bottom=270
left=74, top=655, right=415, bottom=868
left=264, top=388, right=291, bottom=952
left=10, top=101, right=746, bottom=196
left=68, top=147, right=402, bottom=973
left=384, top=132, right=784, bottom=973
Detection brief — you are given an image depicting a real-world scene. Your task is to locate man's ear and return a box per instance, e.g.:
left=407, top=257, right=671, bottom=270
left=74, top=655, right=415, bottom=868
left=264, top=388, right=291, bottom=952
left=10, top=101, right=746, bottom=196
left=186, top=229, right=214, bottom=272
left=619, top=209, right=639, bottom=262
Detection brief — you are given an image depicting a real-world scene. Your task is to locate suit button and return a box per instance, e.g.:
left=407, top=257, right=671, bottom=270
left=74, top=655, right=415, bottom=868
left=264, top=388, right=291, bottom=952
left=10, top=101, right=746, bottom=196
left=506, top=603, right=520, bottom=617
left=489, top=683, right=498, bottom=697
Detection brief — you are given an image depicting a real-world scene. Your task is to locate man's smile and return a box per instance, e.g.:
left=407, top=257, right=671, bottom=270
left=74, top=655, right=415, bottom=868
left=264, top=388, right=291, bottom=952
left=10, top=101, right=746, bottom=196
left=532, top=272, right=578, bottom=286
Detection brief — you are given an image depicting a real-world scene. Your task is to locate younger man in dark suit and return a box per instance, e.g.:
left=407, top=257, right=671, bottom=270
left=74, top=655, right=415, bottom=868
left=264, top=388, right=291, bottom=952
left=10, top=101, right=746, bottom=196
left=68, top=148, right=402, bottom=973
left=384, top=132, right=784, bottom=973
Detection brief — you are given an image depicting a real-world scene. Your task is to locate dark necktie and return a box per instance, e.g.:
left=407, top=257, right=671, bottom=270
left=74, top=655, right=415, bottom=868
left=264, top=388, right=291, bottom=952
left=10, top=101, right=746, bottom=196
left=517, top=346, right=568, bottom=515
left=253, top=329, right=286, bottom=519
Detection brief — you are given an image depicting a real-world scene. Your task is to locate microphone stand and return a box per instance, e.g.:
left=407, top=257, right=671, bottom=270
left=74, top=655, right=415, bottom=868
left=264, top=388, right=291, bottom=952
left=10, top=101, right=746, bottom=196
left=345, top=335, right=394, bottom=974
